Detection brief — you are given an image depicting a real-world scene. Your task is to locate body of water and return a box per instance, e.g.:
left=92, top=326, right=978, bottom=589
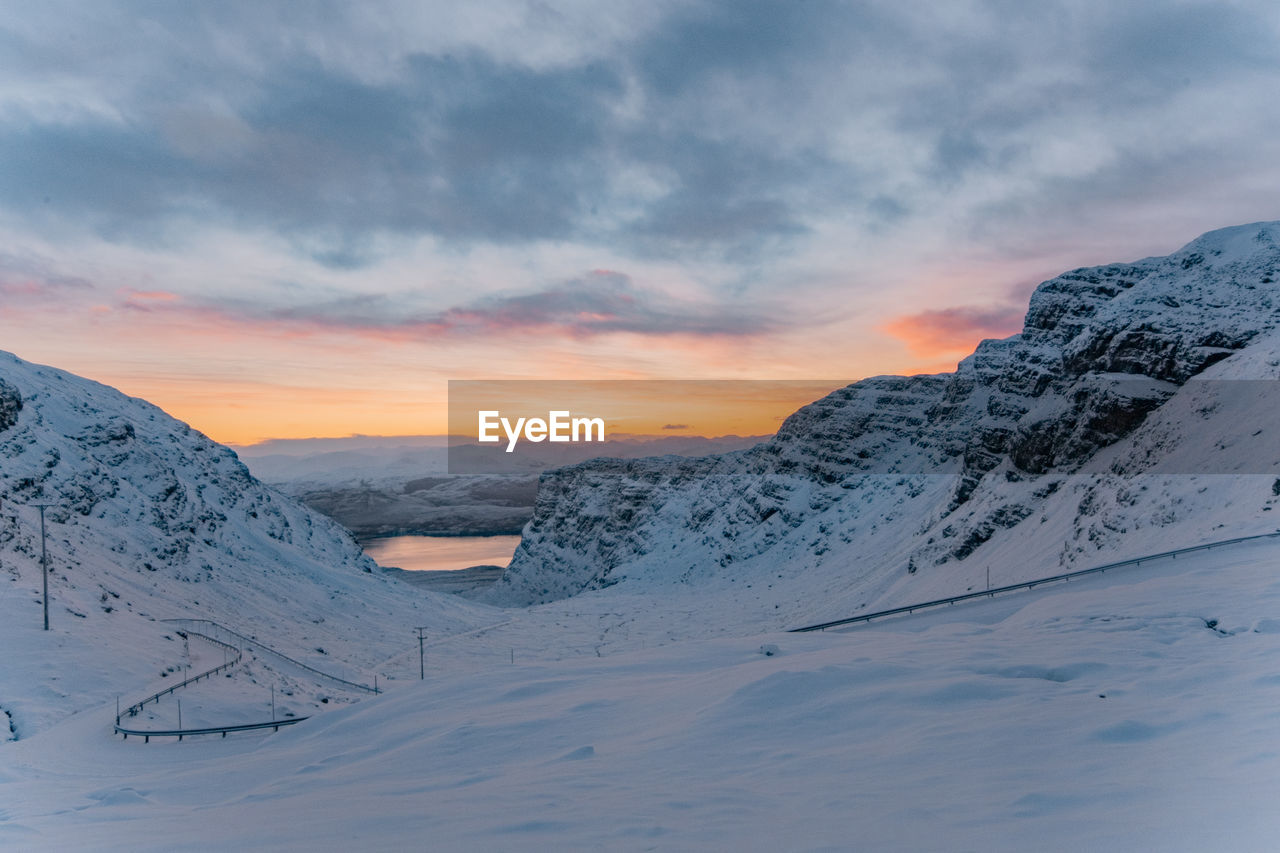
left=360, top=534, right=521, bottom=573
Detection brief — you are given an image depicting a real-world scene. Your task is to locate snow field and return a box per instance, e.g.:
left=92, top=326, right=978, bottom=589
left=3, top=538, right=1278, bottom=851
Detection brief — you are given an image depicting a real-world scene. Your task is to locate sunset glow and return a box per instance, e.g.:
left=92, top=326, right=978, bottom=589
left=2, top=2, right=1278, bottom=444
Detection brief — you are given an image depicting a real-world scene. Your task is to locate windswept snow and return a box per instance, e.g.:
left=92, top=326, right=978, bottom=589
left=2, top=538, right=1279, bottom=850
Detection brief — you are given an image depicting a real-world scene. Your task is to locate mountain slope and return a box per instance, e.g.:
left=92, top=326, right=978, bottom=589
left=486, top=222, right=1280, bottom=611
left=0, top=352, right=492, bottom=735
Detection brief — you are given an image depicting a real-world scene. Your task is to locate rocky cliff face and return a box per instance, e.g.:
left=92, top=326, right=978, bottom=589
left=485, top=222, right=1280, bottom=608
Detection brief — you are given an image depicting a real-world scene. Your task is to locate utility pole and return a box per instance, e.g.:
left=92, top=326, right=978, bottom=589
left=32, top=503, right=56, bottom=631
left=271, top=684, right=276, bottom=720
left=415, top=627, right=428, bottom=679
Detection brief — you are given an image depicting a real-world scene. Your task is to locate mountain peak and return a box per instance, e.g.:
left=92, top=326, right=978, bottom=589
left=1172, top=220, right=1280, bottom=265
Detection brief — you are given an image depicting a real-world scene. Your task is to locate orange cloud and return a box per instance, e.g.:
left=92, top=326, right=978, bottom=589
left=882, top=304, right=1024, bottom=359
left=1, top=264, right=902, bottom=444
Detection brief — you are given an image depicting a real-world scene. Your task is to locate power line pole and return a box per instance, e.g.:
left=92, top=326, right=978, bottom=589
left=32, top=503, right=56, bottom=631
left=415, top=627, right=428, bottom=679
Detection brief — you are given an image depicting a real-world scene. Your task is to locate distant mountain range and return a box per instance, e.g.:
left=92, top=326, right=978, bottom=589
left=232, top=433, right=769, bottom=538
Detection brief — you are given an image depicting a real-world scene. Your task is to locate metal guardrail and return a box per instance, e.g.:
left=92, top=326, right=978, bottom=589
left=789, top=530, right=1280, bottom=633
left=162, top=618, right=379, bottom=694
left=115, top=716, right=309, bottom=742
left=116, top=618, right=382, bottom=743
left=115, top=627, right=314, bottom=742
left=118, top=630, right=243, bottom=719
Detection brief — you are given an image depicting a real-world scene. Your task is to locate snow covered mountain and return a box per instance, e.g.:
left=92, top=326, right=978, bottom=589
left=0, top=353, right=489, bottom=735
left=487, top=222, right=1280, bottom=613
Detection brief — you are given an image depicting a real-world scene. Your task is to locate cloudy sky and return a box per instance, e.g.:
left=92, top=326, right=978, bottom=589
left=2, top=0, right=1278, bottom=442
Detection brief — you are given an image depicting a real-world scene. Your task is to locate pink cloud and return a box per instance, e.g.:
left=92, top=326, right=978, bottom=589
left=882, top=304, right=1025, bottom=358
left=123, top=289, right=180, bottom=301
left=0, top=255, right=93, bottom=303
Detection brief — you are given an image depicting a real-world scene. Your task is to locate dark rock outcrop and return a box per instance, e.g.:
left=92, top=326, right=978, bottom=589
left=0, top=378, right=20, bottom=432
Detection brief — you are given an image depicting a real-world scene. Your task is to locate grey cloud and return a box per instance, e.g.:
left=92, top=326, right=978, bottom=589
left=0, top=0, right=1277, bottom=273
left=1091, top=1, right=1280, bottom=87
left=621, top=136, right=821, bottom=256
left=0, top=253, right=95, bottom=301
left=866, top=195, right=909, bottom=227
left=632, top=0, right=856, bottom=96
left=0, top=1, right=861, bottom=261
left=0, top=122, right=189, bottom=238
left=890, top=0, right=1280, bottom=190
left=930, top=130, right=993, bottom=185
left=427, top=272, right=784, bottom=337
left=193, top=271, right=791, bottom=339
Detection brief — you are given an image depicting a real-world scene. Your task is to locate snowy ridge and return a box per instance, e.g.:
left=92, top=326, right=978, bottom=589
left=0, top=352, right=492, bottom=735
left=488, top=222, right=1280, bottom=611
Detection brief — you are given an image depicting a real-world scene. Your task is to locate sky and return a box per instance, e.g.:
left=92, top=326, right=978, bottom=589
left=1, top=0, right=1279, bottom=443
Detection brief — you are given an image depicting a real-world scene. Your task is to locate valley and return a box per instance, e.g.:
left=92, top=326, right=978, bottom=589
left=4, top=221, right=1280, bottom=849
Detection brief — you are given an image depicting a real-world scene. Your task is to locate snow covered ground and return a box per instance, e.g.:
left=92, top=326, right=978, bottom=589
left=3, top=536, right=1278, bottom=851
